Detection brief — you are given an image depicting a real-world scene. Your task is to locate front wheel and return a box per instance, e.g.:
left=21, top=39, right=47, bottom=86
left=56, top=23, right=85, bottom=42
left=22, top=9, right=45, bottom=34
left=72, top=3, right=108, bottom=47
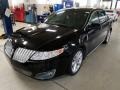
left=68, top=49, right=83, bottom=75
left=103, top=30, right=111, bottom=44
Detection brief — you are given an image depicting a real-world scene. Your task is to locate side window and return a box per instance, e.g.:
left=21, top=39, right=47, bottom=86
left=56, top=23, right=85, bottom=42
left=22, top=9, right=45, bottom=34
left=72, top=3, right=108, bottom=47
left=98, top=10, right=107, bottom=23
left=89, top=11, right=99, bottom=24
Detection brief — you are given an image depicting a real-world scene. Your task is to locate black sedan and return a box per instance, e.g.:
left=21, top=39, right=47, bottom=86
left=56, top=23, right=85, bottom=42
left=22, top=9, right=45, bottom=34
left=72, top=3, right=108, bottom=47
left=4, top=8, right=112, bottom=80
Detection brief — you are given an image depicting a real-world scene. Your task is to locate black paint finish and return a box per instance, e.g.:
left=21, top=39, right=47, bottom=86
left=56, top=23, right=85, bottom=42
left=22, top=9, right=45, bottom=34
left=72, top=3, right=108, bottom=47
left=4, top=8, right=112, bottom=79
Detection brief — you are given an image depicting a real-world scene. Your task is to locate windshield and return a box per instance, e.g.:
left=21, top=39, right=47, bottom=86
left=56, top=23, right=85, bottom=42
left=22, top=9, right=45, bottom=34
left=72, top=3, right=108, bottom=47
left=45, top=9, right=90, bottom=28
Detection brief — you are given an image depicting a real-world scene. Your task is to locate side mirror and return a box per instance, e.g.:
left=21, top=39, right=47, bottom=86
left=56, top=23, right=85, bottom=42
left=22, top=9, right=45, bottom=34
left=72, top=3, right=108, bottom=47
left=86, top=23, right=101, bottom=31
left=92, top=23, right=100, bottom=27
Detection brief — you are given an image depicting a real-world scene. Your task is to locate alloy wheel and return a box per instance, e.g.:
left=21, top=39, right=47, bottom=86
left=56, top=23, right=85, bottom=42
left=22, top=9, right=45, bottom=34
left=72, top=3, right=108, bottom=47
left=71, top=51, right=83, bottom=73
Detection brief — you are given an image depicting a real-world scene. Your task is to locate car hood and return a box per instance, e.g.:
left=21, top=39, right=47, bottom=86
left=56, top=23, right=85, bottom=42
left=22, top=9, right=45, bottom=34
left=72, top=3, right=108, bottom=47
left=12, top=23, right=78, bottom=51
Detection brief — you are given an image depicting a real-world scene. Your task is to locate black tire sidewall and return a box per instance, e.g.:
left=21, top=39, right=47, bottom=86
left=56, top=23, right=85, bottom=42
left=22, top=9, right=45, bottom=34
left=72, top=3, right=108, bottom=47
left=103, top=30, right=111, bottom=44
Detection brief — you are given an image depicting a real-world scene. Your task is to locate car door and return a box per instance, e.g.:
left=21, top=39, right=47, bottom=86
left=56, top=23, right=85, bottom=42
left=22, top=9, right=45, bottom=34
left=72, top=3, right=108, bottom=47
left=98, top=10, right=109, bottom=43
left=84, top=11, right=102, bottom=54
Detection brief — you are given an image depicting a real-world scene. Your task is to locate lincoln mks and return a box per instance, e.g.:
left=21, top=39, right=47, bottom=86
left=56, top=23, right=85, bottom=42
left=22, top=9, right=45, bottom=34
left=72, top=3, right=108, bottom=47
left=4, top=8, right=112, bottom=80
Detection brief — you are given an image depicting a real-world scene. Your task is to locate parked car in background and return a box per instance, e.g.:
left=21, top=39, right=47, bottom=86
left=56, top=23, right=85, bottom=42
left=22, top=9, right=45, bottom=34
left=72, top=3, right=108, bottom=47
left=116, top=9, right=120, bottom=17
left=4, top=8, right=112, bottom=80
left=105, top=9, right=118, bottom=22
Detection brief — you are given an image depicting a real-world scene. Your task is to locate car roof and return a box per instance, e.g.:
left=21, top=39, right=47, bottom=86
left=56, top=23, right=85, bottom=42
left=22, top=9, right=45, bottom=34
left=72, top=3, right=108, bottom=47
left=58, top=8, right=103, bottom=13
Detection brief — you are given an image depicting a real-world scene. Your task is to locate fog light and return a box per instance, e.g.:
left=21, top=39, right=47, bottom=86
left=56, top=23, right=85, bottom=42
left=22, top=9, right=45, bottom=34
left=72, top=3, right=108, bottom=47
left=34, top=69, right=56, bottom=80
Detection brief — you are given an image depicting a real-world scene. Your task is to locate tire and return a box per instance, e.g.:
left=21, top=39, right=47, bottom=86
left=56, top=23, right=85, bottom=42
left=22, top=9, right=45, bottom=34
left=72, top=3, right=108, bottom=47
left=68, top=49, right=83, bottom=75
left=103, top=30, right=111, bottom=44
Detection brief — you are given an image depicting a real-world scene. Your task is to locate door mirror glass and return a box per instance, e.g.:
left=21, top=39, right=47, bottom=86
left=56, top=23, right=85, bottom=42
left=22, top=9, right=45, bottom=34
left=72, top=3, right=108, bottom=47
left=86, top=23, right=101, bottom=31
left=90, top=23, right=101, bottom=28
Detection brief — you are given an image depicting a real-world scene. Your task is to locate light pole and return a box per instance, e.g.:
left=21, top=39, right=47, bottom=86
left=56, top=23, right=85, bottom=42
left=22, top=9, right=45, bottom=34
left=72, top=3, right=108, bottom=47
left=115, top=0, right=118, bottom=9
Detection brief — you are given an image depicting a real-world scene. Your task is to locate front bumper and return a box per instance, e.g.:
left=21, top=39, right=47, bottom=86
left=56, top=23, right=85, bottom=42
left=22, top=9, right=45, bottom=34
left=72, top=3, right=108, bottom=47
left=5, top=52, right=68, bottom=80
left=4, top=40, right=69, bottom=80
left=7, top=56, right=60, bottom=80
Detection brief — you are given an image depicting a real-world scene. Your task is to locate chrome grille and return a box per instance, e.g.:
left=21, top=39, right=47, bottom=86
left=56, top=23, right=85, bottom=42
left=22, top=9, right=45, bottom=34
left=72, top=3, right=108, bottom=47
left=13, top=48, right=35, bottom=63
left=4, top=40, right=14, bottom=57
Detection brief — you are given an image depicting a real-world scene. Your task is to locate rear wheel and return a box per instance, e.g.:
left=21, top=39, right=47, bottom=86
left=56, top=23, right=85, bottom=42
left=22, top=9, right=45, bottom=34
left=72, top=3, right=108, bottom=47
left=68, top=49, right=83, bottom=75
left=103, top=30, right=111, bottom=44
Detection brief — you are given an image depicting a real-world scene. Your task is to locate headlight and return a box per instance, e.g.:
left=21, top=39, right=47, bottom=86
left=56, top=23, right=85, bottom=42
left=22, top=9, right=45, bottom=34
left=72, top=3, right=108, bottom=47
left=4, top=39, right=14, bottom=58
left=31, top=48, right=64, bottom=60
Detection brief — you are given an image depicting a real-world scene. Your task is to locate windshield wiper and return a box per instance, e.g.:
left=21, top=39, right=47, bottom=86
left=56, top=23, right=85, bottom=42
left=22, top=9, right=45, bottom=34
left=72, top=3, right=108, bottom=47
left=47, top=22, right=69, bottom=27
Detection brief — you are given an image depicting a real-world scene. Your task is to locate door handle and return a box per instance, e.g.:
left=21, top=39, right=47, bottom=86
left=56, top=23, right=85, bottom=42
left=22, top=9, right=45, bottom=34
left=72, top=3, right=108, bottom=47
left=84, top=34, right=89, bottom=41
left=88, top=29, right=95, bottom=34
left=86, top=34, right=89, bottom=41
